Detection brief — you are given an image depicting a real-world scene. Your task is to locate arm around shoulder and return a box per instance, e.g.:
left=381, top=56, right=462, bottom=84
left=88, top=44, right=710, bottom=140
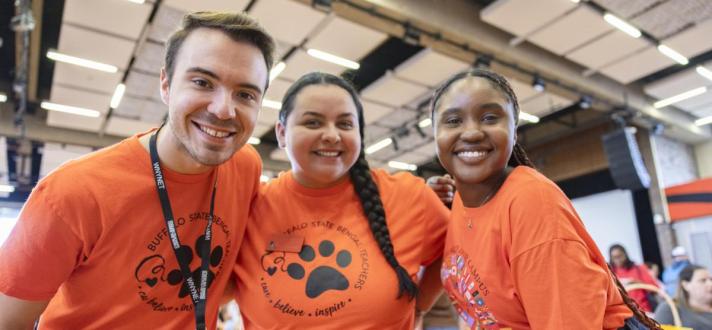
left=0, top=294, right=49, bottom=330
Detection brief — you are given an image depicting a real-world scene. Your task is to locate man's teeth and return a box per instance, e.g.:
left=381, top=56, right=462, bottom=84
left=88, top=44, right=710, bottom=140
left=316, top=151, right=339, bottom=157
left=457, top=151, right=487, bottom=158
left=199, top=125, right=230, bottom=138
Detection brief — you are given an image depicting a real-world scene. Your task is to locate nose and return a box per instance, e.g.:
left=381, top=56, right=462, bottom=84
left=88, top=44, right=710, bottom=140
left=459, top=121, right=485, bottom=142
left=207, top=89, right=236, bottom=120
left=322, top=124, right=341, bottom=144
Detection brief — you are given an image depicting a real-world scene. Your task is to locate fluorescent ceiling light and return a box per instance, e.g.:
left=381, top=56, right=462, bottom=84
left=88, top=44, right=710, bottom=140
left=260, top=175, right=269, bottom=183
left=570, top=0, right=580, bottom=2
left=248, top=137, right=261, bottom=145
left=41, top=101, right=101, bottom=118
left=127, top=0, right=145, bottom=3
left=653, top=87, right=707, bottom=108
left=695, top=115, right=712, bottom=126
left=110, top=84, right=126, bottom=109
left=519, top=112, right=540, bottom=123
left=696, top=66, right=712, bottom=82
left=269, top=62, right=286, bottom=82
left=262, top=99, right=281, bottom=110
left=657, top=45, right=689, bottom=65
left=388, top=161, right=417, bottom=171
left=418, top=118, right=431, bottom=127
left=0, top=93, right=6, bottom=103
left=0, top=184, right=15, bottom=193
left=47, top=50, right=118, bottom=73
left=365, top=137, right=393, bottom=155
left=307, top=49, right=360, bottom=70
left=603, top=13, right=641, bottom=38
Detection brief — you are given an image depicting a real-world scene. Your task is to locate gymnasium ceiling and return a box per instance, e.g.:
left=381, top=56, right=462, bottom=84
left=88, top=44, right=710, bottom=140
left=1, top=0, right=711, bottom=198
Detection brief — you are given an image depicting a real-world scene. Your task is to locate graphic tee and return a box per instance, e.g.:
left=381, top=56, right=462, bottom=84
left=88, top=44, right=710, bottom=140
left=442, top=166, right=633, bottom=330
left=234, top=169, right=449, bottom=329
left=0, top=131, right=261, bottom=330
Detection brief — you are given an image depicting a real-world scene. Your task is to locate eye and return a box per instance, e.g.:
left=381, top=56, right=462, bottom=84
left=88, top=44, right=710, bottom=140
left=338, top=120, right=354, bottom=129
left=443, top=115, right=462, bottom=126
left=482, top=113, right=499, bottom=123
left=238, top=91, right=257, bottom=102
left=303, top=119, right=321, bottom=128
left=192, top=78, right=211, bottom=89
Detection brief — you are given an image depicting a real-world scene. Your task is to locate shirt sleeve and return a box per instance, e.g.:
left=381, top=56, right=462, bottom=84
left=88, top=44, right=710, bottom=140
left=511, top=238, right=611, bottom=330
left=637, top=264, right=661, bottom=288
left=418, top=183, right=450, bottom=266
left=0, top=183, right=84, bottom=300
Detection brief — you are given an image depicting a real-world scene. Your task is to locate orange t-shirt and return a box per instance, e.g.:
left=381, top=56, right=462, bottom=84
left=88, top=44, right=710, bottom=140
left=442, top=166, right=633, bottom=330
left=0, top=131, right=261, bottom=330
left=234, top=169, right=449, bottom=329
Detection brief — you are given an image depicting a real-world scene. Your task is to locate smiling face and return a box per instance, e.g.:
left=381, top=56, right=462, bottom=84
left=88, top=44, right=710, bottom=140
left=683, top=269, right=712, bottom=305
left=159, top=27, right=268, bottom=172
left=276, top=84, right=361, bottom=188
left=434, top=77, right=517, bottom=187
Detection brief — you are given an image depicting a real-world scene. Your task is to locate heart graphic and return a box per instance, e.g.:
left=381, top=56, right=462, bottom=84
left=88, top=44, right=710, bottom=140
left=267, top=266, right=277, bottom=276
left=145, top=277, right=158, bottom=287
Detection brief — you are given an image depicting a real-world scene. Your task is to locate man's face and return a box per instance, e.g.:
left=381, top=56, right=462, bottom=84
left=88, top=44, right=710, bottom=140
left=159, top=28, right=268, bottom=168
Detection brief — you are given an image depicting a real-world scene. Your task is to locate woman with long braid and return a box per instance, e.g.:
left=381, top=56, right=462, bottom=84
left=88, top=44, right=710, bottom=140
left=430, top=69, right=661, bottom=329
left=232, top=72, right=449, bottom=329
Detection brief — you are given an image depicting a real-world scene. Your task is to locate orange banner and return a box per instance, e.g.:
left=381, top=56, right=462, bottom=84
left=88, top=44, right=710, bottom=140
left=665, top=177, right=712, bottom=222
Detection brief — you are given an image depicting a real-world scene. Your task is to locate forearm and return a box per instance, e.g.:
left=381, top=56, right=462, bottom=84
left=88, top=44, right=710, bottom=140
left=416, top=258, right=444, bottom=313
left=0, top=294, right=48, bottom=330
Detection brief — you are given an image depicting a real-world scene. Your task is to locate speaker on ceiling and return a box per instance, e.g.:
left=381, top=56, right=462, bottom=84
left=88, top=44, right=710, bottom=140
left=601, top=127, right=651, bottom=191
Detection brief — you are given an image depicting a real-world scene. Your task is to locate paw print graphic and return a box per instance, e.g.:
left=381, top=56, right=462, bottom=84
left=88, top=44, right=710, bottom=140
left=167, top=235, right=224, bottom=298
left=287, top=240, right=352, bottom=299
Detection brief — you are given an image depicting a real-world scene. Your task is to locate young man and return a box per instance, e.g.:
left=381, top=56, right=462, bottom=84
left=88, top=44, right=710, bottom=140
left=0, top=12, right=274, bottom=330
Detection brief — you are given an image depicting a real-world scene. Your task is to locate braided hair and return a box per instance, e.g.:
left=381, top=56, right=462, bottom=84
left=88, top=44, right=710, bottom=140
left=279, top=72, right=418, bottom=300
left=430, top=69, right=661, bottom=329
left=430, top=69, right=534, bottom=168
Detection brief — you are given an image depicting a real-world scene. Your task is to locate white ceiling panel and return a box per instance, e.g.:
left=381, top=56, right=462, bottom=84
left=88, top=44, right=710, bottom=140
left=364, top=124, right=391, bottom=144
left=258, top=107, right=280, bottom=126
left=362, top=100, right=395, bottom=125
left=163, top=0, right=250, bottom=12
left=274, top=40, right=295, bottom=61
left=265, top=78, right=292, bottom=104
left=125, top=71, right=162, bottom=101
left=46, top=111, right=105, bottom=133
left=113, top=96, right=166, bottom=123
left=692, top=103, right=712, bottom=118
left=528, top=6, right=613, bottom=56
left=595, top=0, right=658, bottom=19
left=565, top=30, right=650, bottom=70
left=361, top=74, right=430, bottom=107
left=280, top=49, right=345, bottom=81
left=411, top=141, right=437, bottom=157
left=675, top=91, right=712, bottom=111
left=374, top=108, right=419, bottom=129
left=249, top=0, right=327, bottom=45
left=139, top=101, right=168, bottom=124
left=40, top=143, right=93, bottom=177
left=50, top=85, right=110, bottom=114
left=664, top=19, right=712, bottom=59
left=506, top=76, right=540, bottom=104
left=133, top=42, right=165, bottom=75
left=394, top=49, right=469, bottom=87
left=480, top=0, right=577, bottom=37
left=252, top=123, right=274, bottom=137
left=148, top=5, right=185, bottom=43
left=305, top=16, right=387, bottom=61
left=105, top=116, right=156, bottom=137
left=520, top=92, right=572, bottom=117
left=63, top=0, right=152, bottom=40
left=599, top=46, right=675, bottom=84
left=644, top=66, right=710, bottom=99
left=58, top=24, right=136, bottom=70
left=52, top=62, right=122, bottom=94
left=391, top=152, right=433, bottom=166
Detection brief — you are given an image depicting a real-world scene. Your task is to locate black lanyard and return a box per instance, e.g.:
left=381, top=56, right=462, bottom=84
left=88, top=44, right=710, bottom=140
left=149, top=130, right=217, bottom=330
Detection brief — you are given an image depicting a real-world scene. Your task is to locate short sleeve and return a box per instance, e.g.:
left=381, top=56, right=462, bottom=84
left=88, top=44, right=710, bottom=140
left=511, top=238, right=611, bottom=330
left=0, top=183, right=85, bottom=300
left=418, top=183, right=450, bottom=266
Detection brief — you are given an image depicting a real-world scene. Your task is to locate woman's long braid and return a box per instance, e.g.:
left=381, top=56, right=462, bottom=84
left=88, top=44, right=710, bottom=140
left=609, top=266, right=662, bottom=329
left=349, top=151, right=418, bottom=299
left=279, top=72, right=417, bottom=300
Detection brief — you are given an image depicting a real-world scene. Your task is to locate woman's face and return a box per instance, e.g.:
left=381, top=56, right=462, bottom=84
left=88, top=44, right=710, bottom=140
left=610, top=248, right=628, bottom=268
left=683, top=269, right=712, bottom=304
left=276, top=84, right=361, bottom=188
left=434, top=77, right=516, bottom=186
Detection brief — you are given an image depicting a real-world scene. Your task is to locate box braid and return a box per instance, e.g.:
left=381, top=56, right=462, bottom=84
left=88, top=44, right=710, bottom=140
left=279, top=72, right=418, bottom=300
left=431, top=69, right=660, bottom=329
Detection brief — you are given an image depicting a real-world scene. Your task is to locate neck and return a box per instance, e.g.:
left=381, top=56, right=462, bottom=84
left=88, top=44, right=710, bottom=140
left=688, top=297, right=712, bottom=312
left=139, top=127, right=213, bottom=174
left=456, top=168, right=510, bottom=208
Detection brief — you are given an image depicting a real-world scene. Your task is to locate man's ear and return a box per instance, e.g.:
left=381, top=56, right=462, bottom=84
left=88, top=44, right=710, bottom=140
left=159, top=67, right=170, bottom=105
left=275, top=121, right=286, bottom=149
